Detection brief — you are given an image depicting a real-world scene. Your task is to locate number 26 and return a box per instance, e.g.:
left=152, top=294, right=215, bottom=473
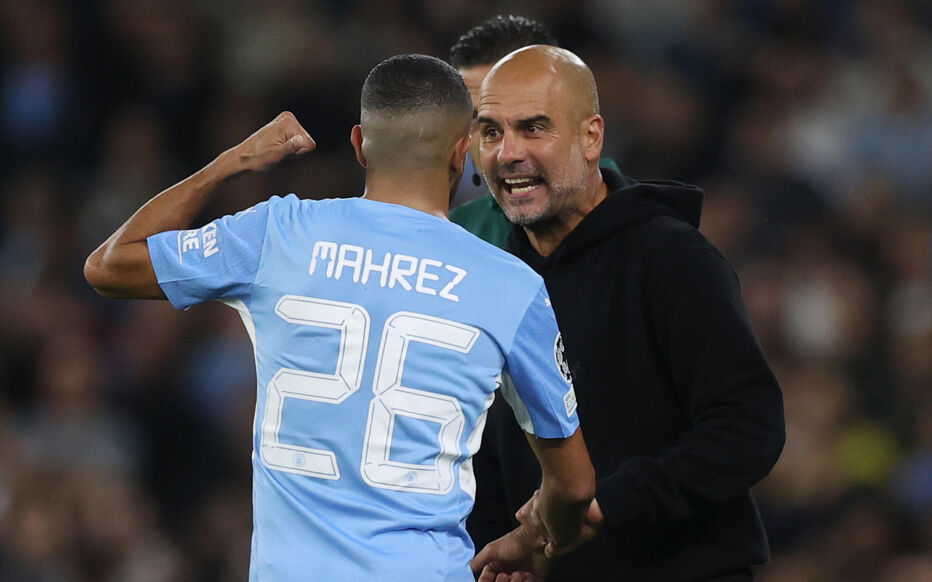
left=260, top=295, right=479, bottom=495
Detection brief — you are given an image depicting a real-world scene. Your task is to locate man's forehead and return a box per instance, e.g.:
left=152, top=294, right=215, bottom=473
left=478, top=91, right=546, bottom=117
left=478, top=73, right=564, bottom=118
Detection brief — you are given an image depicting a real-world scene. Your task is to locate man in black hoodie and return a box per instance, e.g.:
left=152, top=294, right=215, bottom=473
left=468, top=45, right=785, bottom=581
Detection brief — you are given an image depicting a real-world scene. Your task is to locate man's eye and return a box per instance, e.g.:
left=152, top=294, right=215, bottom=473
left=482, top=127, right=500, bottom=139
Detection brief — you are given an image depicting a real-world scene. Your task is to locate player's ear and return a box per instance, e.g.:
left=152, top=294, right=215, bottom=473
left=450, top=133, right=471, bottom=174
left=351, top=125, right=367, bottom=168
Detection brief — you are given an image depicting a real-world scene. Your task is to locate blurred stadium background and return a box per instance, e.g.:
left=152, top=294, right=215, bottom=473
left=1, top=1, right=931, bottom=580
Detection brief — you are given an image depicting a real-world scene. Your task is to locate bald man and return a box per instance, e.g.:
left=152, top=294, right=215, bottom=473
left=84, top=54, right=595, bottom=581
left=447, top=14, right=624, bottom=245
left=469, top=46, right=785, bottom=581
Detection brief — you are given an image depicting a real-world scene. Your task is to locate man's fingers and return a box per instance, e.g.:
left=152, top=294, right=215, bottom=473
left=470, top=544, right=497, bottom=574
left=477, top=563, right=501, bottom=582
left=516, top=489, right=539, bottom=523
left=484, top=567, right=538, bottom=582
left=516, top=500, right=530, bottom=522
left=273, top=111, right=315, bottom=156
left=288, top=134, right=316, bottom=155
left=282, top=112, right=316, bottom=154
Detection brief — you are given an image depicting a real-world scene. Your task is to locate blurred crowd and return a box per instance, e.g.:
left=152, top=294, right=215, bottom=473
left=0, top=1, right=930, bottom=580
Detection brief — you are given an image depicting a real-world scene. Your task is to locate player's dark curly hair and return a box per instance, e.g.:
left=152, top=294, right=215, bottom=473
left=362, top=54, right=471, bottom=115
left=448, top=15, right=557, bottom=69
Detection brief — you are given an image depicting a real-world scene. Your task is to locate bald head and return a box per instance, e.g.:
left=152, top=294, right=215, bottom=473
left=359, top=54, right=472, bottom=170
left=484, top=45, right=599, bottom=122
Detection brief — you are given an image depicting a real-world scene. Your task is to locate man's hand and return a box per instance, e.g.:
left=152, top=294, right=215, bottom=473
left=231, top=111, right=316, bottom=173
left=470, top=524, right=551, bottom=582
left=516, top=490, right=604, bottom=558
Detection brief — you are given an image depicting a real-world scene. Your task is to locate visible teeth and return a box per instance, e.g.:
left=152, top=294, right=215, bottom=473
left=504, top=177, right=537, bottom=194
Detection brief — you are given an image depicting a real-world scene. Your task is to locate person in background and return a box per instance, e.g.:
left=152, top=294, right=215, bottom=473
left=469, top=45, right=785, bottom=581
left=84, top=54, right=595, bottom=581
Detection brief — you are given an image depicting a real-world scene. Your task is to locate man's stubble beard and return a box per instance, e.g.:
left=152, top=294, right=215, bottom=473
left=492, top=168, right=584, bottom=230
left=488, top=143, right=588, bottom=229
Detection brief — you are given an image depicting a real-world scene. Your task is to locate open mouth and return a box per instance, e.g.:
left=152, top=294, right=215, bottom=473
left=502, top=177, right=543, bottom=195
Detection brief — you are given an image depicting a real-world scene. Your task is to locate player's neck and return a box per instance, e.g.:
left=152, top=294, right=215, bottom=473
left=361, top=172, right=451, bottom=220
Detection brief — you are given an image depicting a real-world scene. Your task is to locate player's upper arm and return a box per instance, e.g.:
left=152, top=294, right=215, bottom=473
left=85, top=240, right=166, bottom=300
left=145, top=198, right=275, bottom=309
left=503, top=281, right=579, bottom=439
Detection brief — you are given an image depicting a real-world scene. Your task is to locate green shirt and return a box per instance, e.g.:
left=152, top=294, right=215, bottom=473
left=450, top=158, right=623, bottom=249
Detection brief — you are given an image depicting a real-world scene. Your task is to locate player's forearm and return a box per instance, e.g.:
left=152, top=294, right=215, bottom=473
left=537, top=474, right=594, bottom=554
left=84, top=149, right=244, bottom=298
left=105, top=149, right=243, bottom=247
left=523, top=428, right=595, bottom=554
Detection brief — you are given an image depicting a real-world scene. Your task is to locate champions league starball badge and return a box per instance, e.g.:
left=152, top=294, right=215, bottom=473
left=555, top=334, right=578, bottom=417
left=554, top=333, right=573, bottom=385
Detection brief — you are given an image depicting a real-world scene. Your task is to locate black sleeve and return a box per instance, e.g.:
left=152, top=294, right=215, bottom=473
left=595, top=238, right=785, bottom=536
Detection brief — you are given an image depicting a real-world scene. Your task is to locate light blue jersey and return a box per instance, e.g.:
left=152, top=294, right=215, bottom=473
left=147, top=195, right=579, bottom=581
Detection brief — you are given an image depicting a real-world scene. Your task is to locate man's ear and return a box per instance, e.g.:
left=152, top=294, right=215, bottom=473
left=580, top=115, right=604, bottom=163
left=351, top=125, right=367, bottom=168
left=451, top=133, right=471, bottom=174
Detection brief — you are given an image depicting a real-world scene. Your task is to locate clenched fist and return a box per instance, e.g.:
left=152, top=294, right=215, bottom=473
left=232, top=111, right=316, bottom=173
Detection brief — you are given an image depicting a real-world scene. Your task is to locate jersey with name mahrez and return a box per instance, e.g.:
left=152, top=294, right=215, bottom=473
left=147, top=195, right=579, bottom=582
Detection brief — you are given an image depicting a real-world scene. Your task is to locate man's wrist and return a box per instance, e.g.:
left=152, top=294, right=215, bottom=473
left=514, top=522, right=548, bottom=551
left=214, top=147, right=251, bottom=178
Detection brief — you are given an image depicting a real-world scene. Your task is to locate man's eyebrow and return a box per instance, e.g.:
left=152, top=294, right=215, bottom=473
left=476, top=114, right=552, bottom=127
left=516, top=115, right=551, bottom=127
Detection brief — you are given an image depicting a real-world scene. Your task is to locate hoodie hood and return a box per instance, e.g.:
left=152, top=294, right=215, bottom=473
left=510, top=168, right=705, bottom=267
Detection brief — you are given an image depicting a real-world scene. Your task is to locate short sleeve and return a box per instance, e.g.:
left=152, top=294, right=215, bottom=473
left=147, top=199, right=273, bottom=310
left=502, top=282, right=579, bottom=439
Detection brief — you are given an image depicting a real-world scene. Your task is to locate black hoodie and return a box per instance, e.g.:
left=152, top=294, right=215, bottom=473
left=468, top=169, right=785, bottom=581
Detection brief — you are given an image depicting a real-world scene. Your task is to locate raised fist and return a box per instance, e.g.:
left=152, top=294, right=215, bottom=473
left=233, top=111, right=316, bottom=173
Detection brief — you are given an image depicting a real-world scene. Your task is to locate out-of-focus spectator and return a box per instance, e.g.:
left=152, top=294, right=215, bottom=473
left=14, top=324, right=140, bottom=477
left=77, top=105, right=177, bottom=253
left=0, top=0, right=71, bottom=159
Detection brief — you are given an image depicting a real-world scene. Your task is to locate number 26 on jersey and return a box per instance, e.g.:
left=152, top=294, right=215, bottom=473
left=260, top=294, right=480, bottom=495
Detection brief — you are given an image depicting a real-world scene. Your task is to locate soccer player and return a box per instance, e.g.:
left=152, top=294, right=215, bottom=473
left=84, top=54, right=595, bottom=581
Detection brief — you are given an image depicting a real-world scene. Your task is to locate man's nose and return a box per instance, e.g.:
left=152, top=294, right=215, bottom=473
left=497, top=130, right=526, bottom=164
